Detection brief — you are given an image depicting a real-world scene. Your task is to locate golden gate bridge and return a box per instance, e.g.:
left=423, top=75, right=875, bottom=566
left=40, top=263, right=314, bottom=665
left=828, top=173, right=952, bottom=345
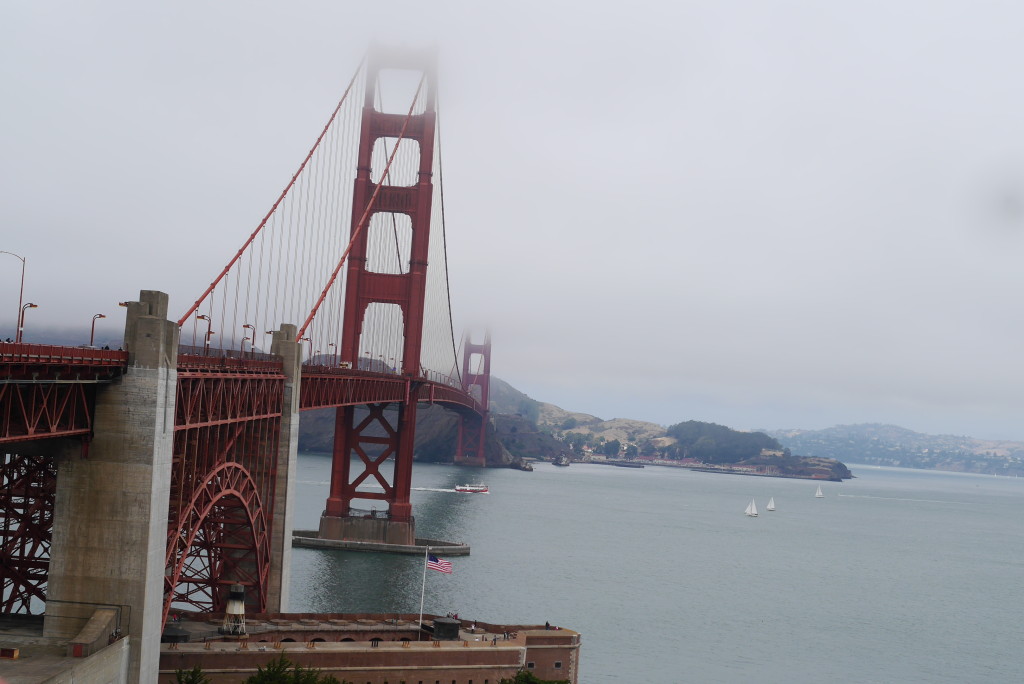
left=0, top=46, right=491, bottom=679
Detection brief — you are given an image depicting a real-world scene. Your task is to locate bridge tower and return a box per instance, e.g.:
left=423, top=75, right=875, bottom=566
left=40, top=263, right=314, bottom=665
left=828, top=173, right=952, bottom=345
left=319, top=47, right=437, bottom=545
left=455, top=334, right=491, bottom=467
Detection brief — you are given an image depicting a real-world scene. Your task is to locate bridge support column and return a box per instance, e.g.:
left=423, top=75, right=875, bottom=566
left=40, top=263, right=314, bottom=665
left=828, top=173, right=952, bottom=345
left=43, top=290, right=178, bottom=684
left=455, top=333, right=491, bottom=467
left=321, top=46, right=438, bottom=548
left=319, top=399, right=416, bottom=546
left=455, top=413, right=487, bottom=468
left=265, top=324, right=301, bottom=612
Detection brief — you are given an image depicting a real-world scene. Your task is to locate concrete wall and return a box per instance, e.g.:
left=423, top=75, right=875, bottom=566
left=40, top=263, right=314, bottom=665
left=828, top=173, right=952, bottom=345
left=44, top=291, right=178, bottom=684
left=318, top=515, right=415, bottom=545
left=265, top=324, right=301, bottom=612
left=155, top=615, right=580, bottom=684
left=41, top=638, right=130, bottom=684
left=159, top=641, right=523, bottom=684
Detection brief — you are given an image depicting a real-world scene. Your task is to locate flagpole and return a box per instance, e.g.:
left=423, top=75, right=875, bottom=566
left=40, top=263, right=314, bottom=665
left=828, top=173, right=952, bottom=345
left=417, top=545, right=429, bottom=641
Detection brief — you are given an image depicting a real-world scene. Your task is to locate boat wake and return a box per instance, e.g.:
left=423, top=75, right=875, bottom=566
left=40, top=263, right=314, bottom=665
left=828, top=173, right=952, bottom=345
left=302, top=484, right=476, bottom=494
left=836, top=493, right=976, bottom=505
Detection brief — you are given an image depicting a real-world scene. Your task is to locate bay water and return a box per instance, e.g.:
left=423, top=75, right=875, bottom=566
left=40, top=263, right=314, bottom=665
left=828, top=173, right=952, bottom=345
left=289, top=454, right=1024, bottom=683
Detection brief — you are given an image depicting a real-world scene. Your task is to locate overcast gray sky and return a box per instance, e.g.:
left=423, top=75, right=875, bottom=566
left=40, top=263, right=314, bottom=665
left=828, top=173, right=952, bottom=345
left=4, top=1, right=1024, bottom=440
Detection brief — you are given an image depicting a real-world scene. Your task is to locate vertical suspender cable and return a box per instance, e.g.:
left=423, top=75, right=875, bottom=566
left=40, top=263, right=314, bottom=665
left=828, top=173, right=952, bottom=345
left=177, top=57, right=366, bottom=327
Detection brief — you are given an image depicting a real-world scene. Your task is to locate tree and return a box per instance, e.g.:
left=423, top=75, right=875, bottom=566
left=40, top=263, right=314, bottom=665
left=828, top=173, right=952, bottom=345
left=499, top=671, right=570, bottom=684
left=624, top=443, right=639, bottom=459
left=666, top=420, right=782, bottom=464
left=602, top=439, right=621, bottom=456
left=175, top=666, right=211, bottom=684
left=244, top=655, right=345, bottom=684
left=562, top=432, right=587, bottom=452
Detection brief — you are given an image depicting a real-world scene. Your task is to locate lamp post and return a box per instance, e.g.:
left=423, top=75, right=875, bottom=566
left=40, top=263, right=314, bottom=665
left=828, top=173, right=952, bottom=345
left=18, top=303, right=37, bottom=343
left=241, top=324, right=254, bottom=355
left=300, top=337, right=312, bottom=363
left=328, top=342, right=337, bottom=366
left=239, top=336, right=250, bottom=354
left=196, top=315, right=212, bottom=353
left=90, top=313, right=106, bottom=346
left=1, top=251, right=25, bottom=342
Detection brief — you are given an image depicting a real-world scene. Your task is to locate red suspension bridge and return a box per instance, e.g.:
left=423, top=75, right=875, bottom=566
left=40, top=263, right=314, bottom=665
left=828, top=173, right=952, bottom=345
left=0, top=47, right=491, bottom=673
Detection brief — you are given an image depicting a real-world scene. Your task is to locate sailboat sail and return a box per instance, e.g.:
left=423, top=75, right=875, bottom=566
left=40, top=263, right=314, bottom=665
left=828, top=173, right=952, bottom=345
left=766, top=497, right=775, bottom=511
left=745, top=499, right=758, bottom=517
left=815, top=485, right=824, bottom=498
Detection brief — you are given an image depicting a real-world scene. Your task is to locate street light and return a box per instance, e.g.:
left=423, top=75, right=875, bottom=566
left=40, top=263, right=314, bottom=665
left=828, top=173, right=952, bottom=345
left=241, top=324, right=254, bottom=355
left=18, top=303, right=37, bottom=343
left=300, top=337, right=312, bottom=362
left=90, top=313, right=106, bottom=346
left=196, top=314, right=212, bottom=353
left=328, top=342, right=337, bottom=366
left=1, top=251, right=25, bottom=342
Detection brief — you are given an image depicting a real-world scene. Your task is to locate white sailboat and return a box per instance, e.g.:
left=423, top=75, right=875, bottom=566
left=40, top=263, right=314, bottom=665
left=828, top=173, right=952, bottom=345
left=745, top=499, right=758, bottom=517
left=766, top=497, right=776, bottom=511
left=815, top=485, right=824, bottom=498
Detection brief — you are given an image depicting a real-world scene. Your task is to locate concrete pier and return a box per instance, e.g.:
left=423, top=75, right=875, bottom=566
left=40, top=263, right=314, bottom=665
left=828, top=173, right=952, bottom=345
left=292, top=531, right=470, bottom=556
left=318, top=514, right=417, bottom=546
left=43, top=290, right=178, bottom=684
left=265, top=325, right=302, bottom=613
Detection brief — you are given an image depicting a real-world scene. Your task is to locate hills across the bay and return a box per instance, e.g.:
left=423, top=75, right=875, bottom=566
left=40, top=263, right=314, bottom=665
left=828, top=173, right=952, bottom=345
left=487, top=377, right=1024, bottom=478
left=256, top=370, right=1024, bottom=479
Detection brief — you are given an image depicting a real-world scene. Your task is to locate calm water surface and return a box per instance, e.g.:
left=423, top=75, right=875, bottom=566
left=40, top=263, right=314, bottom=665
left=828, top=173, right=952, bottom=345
left=289, top=455, right=1024, bottom=683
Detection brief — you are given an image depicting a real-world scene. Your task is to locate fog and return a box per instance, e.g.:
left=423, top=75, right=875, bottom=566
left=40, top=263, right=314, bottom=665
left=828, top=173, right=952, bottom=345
left=3, top=1, right=1024, bottom=439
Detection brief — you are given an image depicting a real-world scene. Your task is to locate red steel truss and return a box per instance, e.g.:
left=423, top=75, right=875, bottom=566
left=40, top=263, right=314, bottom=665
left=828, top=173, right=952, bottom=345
left=0, top=383, right=94, bottom=444
left=165, top=356, right=284, bottom=621
left=0, top=342, right=127, bottom=445
left=0, top=451, right=55, bottom=613
left=0, top=344, right=128, bottom=615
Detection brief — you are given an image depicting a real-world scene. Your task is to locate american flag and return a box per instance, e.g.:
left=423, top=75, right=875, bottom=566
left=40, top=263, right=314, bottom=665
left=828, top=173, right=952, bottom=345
left=427, top=554, right=453, bottom=574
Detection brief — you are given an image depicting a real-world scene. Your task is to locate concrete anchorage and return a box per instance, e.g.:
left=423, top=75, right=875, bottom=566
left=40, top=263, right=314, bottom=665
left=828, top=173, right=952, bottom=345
left=43, top=290, right=178, bottom=683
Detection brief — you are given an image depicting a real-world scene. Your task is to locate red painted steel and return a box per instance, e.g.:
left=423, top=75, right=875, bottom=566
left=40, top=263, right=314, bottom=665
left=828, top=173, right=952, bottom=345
left=0, top=383, right=94, bottom=444
left=0, top=452, right=55, bottom=613
left=299, top=369, right=481, bottom=413
left=455, top=335, right=491, bottom=466
left=328, top=48, right=439, bottom=522
left=165, top=368, right=283, bottom=620
left=164, top=461, right=271, bottom=622
left=297, top=75, right=426, bottom=340
left=0, top=342, right=128, bottom=380
left=177, top=352, right=282, bottom=375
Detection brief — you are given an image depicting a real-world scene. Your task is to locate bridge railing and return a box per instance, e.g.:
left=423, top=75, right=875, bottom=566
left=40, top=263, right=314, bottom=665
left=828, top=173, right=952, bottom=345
left=177, top=345, right=283, bottom=374
left=0, top=342, right=128, bottom=367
